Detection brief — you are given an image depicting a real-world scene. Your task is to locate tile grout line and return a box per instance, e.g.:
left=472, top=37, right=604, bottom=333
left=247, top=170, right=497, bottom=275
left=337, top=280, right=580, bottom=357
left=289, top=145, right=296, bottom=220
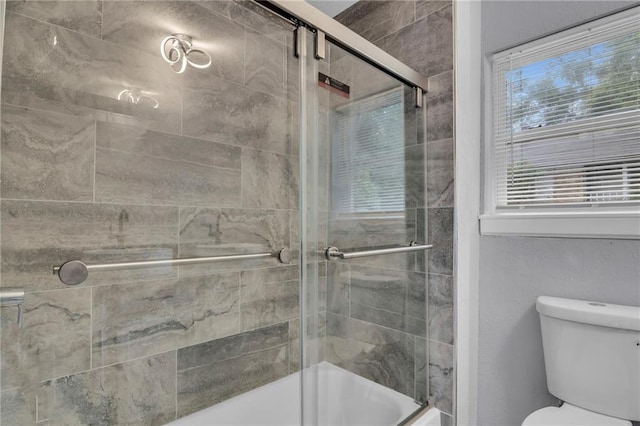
left=0, top=101, right=296, bottom=161
left=43, top=318, right=293, bottom=385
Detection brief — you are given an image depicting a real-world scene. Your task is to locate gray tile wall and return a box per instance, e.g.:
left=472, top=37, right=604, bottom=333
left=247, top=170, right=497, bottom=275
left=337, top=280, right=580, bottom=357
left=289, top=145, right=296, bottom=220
left=0, top=1, right=300, bottom=424
left=314, top=39, right=431, bottom=411
left=335, top=1, right=455, bottom=424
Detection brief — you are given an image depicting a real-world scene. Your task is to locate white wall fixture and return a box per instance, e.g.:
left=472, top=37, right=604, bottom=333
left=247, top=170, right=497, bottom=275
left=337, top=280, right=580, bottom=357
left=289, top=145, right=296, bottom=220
left=160, top=34, right=211, bottom=74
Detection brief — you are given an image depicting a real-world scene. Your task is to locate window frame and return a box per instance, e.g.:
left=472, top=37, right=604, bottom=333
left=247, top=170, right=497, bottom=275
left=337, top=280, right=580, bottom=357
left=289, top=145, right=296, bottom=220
left=481, top=6, right=640, bottom=239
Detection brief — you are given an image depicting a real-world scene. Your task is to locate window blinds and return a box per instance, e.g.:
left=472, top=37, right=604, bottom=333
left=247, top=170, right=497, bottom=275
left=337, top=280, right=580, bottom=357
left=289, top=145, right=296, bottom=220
left=492, top=8, right=640, bottom=208
left=332, top=87, right=405, bottom=215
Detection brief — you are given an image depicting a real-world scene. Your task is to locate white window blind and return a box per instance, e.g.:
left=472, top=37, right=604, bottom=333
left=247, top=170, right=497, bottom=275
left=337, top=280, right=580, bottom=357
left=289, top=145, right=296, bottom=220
left=491, top=8, right=640, bottom=209
left=332, top=87, right=405, bottom=215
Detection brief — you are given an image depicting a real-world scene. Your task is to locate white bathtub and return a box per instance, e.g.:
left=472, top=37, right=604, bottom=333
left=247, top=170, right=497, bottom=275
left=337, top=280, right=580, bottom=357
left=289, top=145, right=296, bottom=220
left=168, top=361, right=441, bottom=426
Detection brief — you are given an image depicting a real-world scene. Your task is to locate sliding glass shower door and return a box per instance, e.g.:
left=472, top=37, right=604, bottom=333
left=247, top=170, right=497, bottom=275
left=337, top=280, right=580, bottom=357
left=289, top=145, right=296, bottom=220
left=0, top=2, right=429, bottom=424
left=0, top=2, right=303, bottom=424
left=299, top=29, right=429, bottom=426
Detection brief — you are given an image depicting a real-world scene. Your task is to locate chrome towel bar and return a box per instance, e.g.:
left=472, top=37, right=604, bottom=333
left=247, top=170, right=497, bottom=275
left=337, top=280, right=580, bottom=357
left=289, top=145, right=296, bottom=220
left=53, top=248, right=292, bottom=286
left=324, top=241, right=432, bottom=261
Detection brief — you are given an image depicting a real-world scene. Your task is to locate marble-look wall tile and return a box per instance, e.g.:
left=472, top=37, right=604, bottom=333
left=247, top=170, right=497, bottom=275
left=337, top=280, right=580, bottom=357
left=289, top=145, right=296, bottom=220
left=427, top=207, right=453, bottom=275
left=415, top=337, right=428, bottom=403
left=335, top=1, right=415, bottom=43
left=92, top=272, right=240, bottom=367
left=200, top=0, right=294, bottom=44
left=416, top=0, right=451, bottom=20
left=6, top=0, right=102, bottom=37
left=242, top=148, right=297, bottom=210
left=96, top=121, right=241, bottom=170
left=95, top=123, right=241, bottom=207
left=1, top=200, right=178, bottom=291
left=1, top=105, right=95, bottom=201
left=2, top=12, right=183, bottom=134
left=325, top=313, right=415, bottom=397
left=427, top=139, right=454, bottom=208
left=428, top=273, right=454, bottom=345
left=426, top=71, right=454, bottom=142
left=102, top=1, right=244, bottom=83
left=429, top=340, right=454, bottom=415
left=183, top=70, right=292, bottom=154
left=240, top=265, right=299, bottom=331
left=177, top=322, right=289, bottom=417
left=289, top=311, right=326, bottom=372
left=289, top=318, right=301, bottom=372
left=327, top=262, right=349, bottom=316
left=350, top=265, right=426, bottom=336
left=376, top=5, right=453, bottom=78
left=0, top=387, right=36, bottom=425
left=40, top=352, right=176, bottom=426
left=329, top=216, right=413, bottom=248
left=406, top=143, right=426, bottom=208
left=245, top=29, right=285, bottom=97
left=1, top=289, right=91, bottom=389
left=178, top=207, right=289, bottom=274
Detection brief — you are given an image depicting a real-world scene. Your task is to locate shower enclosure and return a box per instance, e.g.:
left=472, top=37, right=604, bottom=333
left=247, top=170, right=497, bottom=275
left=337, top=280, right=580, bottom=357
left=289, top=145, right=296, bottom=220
left=0, top=1, right=432, bottom=424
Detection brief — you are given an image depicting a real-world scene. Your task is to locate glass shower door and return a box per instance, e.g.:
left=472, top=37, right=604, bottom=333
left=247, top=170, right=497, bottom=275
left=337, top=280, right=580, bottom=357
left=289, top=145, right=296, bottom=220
left=300, top=31, right=428, bottom=425
left=0, top=1, right=303, bottom=424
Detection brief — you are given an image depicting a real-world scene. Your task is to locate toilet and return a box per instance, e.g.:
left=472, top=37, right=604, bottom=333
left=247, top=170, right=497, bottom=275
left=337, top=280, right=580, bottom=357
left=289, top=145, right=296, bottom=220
left=522, top=296, right=640, bottom=426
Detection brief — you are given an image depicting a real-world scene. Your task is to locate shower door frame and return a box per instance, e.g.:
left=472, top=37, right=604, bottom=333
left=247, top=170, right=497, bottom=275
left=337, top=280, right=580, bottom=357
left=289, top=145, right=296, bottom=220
left=260, top=0, right=429, bottom=93
left=254, top=1, right=433, bottom=424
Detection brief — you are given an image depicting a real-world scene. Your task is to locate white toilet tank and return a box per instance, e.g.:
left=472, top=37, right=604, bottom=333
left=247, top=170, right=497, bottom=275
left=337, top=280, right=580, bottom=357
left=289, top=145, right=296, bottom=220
left=536, top=296, right=640, bottom=422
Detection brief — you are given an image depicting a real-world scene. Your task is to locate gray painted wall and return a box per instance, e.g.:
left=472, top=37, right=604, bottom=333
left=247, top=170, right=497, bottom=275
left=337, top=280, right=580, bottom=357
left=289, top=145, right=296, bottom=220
left=478, top=2, right=640, bottom=425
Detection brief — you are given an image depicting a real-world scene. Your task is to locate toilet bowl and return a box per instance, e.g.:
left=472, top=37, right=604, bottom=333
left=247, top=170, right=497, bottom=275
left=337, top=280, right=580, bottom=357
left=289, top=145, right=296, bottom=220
left=522, top=403, right=631, bottom=426
left=521, top=297, right=640, bottom=426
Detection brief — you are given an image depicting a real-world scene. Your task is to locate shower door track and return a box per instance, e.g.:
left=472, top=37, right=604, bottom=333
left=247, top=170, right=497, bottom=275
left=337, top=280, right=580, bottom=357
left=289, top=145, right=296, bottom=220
left=257, top=0, right=430, bottom=93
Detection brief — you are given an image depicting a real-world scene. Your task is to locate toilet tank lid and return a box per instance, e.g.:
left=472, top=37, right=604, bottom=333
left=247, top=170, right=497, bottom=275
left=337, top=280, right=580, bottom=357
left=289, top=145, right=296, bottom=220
left=536, top=296, right=640, bottom=331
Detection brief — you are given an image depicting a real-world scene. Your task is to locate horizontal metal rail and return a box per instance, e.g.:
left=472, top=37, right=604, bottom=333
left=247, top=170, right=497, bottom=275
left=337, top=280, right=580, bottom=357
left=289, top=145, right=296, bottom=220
left=53, top=248, right=291, bottom=286
left=262, top=0, right=430, bottom=92
left=325, top=242, right=433, bottom=261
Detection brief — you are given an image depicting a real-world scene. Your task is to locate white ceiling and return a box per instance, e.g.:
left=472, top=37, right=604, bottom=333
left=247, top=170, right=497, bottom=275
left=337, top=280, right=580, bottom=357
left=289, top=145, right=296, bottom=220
left=305, top=0, right=358, bottom=17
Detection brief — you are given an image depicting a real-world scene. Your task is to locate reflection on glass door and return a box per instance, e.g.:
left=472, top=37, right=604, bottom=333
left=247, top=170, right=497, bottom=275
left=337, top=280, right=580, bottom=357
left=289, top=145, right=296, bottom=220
left=300, top=30, right=428, bottom=426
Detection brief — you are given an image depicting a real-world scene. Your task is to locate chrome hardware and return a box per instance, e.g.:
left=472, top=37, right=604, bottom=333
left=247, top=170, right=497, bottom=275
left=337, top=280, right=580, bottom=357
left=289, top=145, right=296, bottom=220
left=415, top=87, right=423, bottom=108
left=315, top=30, right=326, bottom=59
left=294, top=28, right=303, bottom=58
left=266, top=0, right=429, bottom=91
left=54, top=248, right=292, bottom=286
left=1, top=288, right=25, bottom=328
left=325, top=241, right=433, bottom=261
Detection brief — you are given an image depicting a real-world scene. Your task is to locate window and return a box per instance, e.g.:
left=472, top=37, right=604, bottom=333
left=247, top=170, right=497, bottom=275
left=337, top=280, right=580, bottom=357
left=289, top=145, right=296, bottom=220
left=331, top=87, right=405, bottom=216
left=482, top=7, right=640, bottom=238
